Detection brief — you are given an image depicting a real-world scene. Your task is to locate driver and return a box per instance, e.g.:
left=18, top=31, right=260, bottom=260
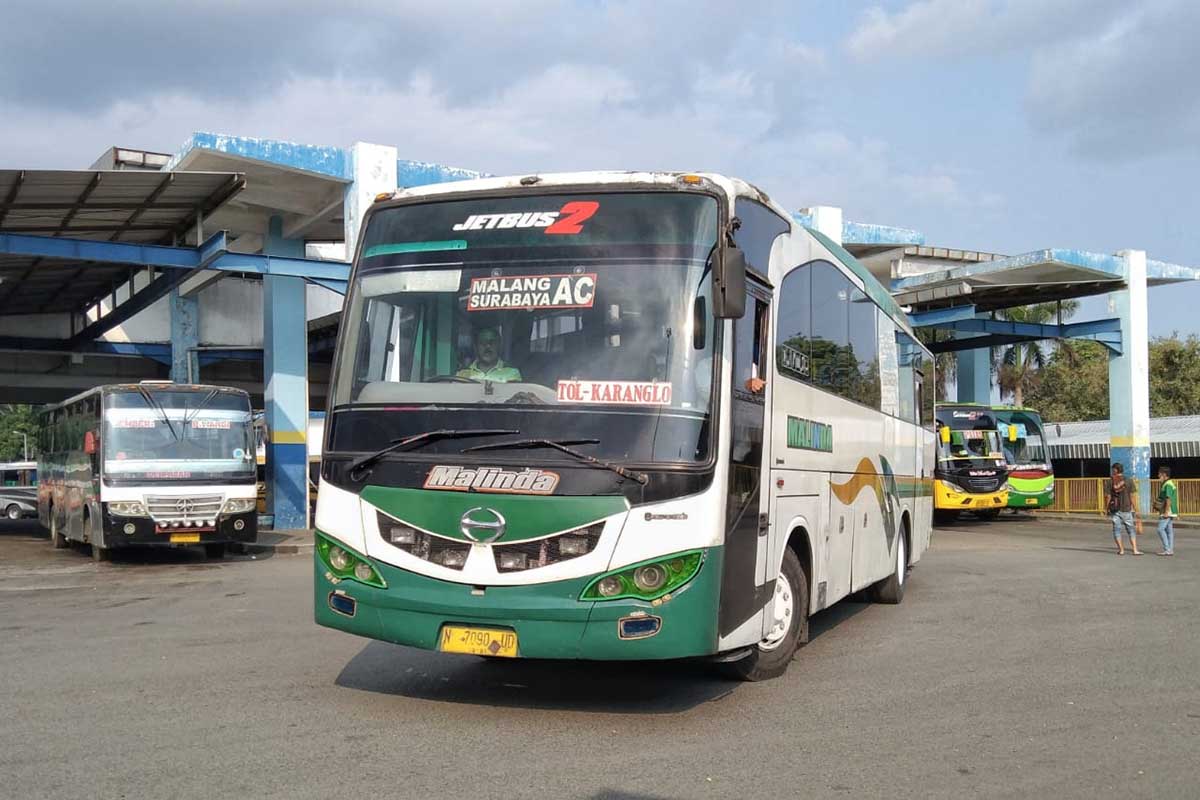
left=457, top=327, right=523, bottom=382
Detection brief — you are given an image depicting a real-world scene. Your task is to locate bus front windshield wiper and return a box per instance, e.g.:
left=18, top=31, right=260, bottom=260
left=462, top=438, right=649, bottom=485
left=348, top=429, right=519, bottom=479
left=136, top=385, right=179, bottom=442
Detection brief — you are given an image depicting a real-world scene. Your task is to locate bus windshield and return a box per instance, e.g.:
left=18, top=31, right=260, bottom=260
left=997, top=410, right=1048, bottom=467
left=103, top=388, right=255, bottom=483
left=330, top=191, right=720, bottom=464
left=937, top=408, right=1004, bottom=466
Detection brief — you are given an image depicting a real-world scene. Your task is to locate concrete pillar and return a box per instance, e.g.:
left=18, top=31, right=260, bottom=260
left=1108, top=249, right=1151, bottom=513
left=343, top=141, right=398, bottom=261
left=263, top=216, right=309, bottom=531
left=169, top=287, right=198, bottom=383
left=955, top=339, right=990, bottom=403
left=809, top=206, right=843, bottom=245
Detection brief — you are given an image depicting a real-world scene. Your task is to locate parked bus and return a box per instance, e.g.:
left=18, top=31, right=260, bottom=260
left=934, top=404, right=1009, bottom=523
left=990, top=406, right=1054, bottom=509
left=0, top=460, right=37, bottom=487
left=38, top=382, right=259, bottom=560
left=314, top=171, right=935, bottom=680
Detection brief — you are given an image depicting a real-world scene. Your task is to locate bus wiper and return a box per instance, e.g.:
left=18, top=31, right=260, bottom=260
left=348, top=429, right=519, bottom=479
left=463, top=438, right=649, bottom=485
left=184, top=389, right=220, bottom=429
left=136, top=385, right=179, bottom=442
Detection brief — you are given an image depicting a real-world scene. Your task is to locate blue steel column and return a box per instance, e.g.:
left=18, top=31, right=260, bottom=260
left=263, top=216, right=309, bottom=530
left=955, top=337, right=990, bottom=403
left=169, top=286, right=199, bottom=382
left=1109, top=249, right=1151, bottom=514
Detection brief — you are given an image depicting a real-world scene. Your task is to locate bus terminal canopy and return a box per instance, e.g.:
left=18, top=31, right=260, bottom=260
left=0, top=169, right=243, bottom=313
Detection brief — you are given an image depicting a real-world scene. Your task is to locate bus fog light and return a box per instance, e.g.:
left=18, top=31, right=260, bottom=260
left=633, top=564, right=666, bottom=592
left=597, top=577, right=623, bottom=597
left=354, top=562, right=376, bottom=582
left=233, top=519, right=245, bottom=531
left=618, top=614, right=662, bottom=639
left=123, top=523, right=136, bottom=535
left=437, top=549, right=468, bottom=569
left=558, top=536, right=589, bottom=556
left=328, top=546, right=352, bottom=570
left=498, top=552, right=527, bottom=571
left=388, top=525, right=417, bottom=545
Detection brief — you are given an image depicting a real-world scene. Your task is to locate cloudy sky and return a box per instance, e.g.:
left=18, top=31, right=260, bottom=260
left=5, top=0, right=1200, bottom=334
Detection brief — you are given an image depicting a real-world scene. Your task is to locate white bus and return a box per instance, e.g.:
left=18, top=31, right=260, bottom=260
left=38, top=382, right=259, bottom=560
left=314, top=172, right=935, bottom=679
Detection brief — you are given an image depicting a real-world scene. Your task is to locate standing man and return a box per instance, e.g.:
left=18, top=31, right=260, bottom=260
left=1155, top=465, right=1178, bottom=556
left=1107, top=463, right=1142, bottom=555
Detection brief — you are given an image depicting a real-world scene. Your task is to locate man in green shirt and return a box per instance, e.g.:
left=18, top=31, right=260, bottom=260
left=1155, top=465, right=1179, bottom=556
left=456, top=327, right=523, bottom=382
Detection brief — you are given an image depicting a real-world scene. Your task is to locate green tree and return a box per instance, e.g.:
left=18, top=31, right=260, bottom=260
left=0, top=404, right=42, bottom=461
left=1023, top=340, right=1110, bottom=422
left=995, top=301, right=1078, bottom=407
left=1148, top=334, right=1200, bottom=416
left=916, top=328, right=956, bottom=401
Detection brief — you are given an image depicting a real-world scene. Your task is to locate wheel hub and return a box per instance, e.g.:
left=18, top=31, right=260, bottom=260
left=759, top=571, right=794, bottom=651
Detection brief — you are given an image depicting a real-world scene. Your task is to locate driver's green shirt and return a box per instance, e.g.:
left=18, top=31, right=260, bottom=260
left=456, top=359, right=522, bottom=382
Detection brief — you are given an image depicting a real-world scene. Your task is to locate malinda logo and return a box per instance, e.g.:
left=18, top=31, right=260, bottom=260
left=451, top=201, right=599, bottom=235
left=424, top=465, right=559, bottom=495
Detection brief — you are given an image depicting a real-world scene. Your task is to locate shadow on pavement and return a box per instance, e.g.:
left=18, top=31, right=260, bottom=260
left=0, top=519, right=46, bottom=538
left=335, top=641, right=737, bottom=713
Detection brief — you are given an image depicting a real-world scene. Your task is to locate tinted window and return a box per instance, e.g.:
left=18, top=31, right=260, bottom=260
left=896, top=331, right=919, bottom=423
left=776, top=264, right=812, bottom=381
left=847, top=288, right=879, bottom=409
left=733, top=198, right=790, bottom=275
left=810, top=262, right=850, bottom=394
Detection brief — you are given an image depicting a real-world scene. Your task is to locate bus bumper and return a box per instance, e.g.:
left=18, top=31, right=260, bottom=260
left=102, top=511, right=258, bottom=548
left=1005, top=483, right=1054, bottom=509
left=934, top=483, right=1009, bottom=511
left=313, top=547, right=723, bottom=661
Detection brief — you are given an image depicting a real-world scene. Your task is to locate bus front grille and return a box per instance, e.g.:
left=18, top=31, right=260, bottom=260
left=492, top=523, right=604, bottom=572
left=145, top=494, right=225, bottom=524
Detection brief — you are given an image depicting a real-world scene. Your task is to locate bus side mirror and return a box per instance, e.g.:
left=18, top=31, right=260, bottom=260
left=939, top=427, right=951, bottom=446
left=713, top=245, right=746, bottom=319
left=84, top=430, right=98, bottom=455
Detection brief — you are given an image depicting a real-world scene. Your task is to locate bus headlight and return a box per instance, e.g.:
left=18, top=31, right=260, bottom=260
left=109, top=501, right=148, bottom=517
left=221, top=497, right=257, bottom=515
left=939, top=480, right=962, bottom=494
left=582, top=551, right=704, bottom=601
left=316, top=532, right=386, bottom=588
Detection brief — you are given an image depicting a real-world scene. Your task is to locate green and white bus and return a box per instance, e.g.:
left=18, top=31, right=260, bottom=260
left=314, top=172, right=935, bottom=679
left=992, top=406, right=1054, bottom=509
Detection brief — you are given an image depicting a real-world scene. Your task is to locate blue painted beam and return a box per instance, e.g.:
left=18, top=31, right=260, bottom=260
left=306, top=278, right=347, bottom=294
left=165, top=132, right=349, bottom=179
left=908, top=305, right=978, bottom=327
left=791, top=212, right=926, bottom=247
left=0, top=232, right=349, bottom=282
left=926, top=316, right=1121, bottom=340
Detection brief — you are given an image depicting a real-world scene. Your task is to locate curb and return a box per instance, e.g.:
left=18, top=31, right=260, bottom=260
left=230, top=531, right=315, bottom=556
left=1032, top=512, right=1200, bottom=531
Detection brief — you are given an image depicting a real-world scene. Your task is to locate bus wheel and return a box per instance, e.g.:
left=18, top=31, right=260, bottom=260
left=872, top=529, right=907, bottom=605
left=723, top=547, right=808, bottom=682
left=204, top=543, right=227, bottom=560
left=50, top=511, right=68, bottom=549
left=6, top=504, right=21, bottom=521
left=86, top=515, right=109, bottom=562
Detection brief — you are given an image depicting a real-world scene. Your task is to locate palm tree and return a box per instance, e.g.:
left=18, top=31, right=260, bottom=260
left=995, top=301, right=1078, bottom=407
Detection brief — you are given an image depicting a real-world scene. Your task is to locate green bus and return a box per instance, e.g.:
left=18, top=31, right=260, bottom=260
left=991, top=406, right=1054, bottom=509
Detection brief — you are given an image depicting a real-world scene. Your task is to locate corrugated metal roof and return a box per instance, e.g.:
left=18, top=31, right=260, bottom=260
left=1046, top=416, right=1200, bottom=459
left=0, top=169, right=243, bottom=314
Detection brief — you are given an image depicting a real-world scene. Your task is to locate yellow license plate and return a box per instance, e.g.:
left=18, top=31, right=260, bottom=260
left=170, top=533, right=201, bottom=543
left=439, top=625, right=518, bottom=657
left=1025, top=498, right=1039, bottom=506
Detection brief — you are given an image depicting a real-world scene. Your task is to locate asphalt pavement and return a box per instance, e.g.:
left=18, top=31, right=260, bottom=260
left=1, top=515, right=1197, bottom=800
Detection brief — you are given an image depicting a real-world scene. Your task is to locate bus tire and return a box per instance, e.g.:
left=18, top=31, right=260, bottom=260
left=6, top=504, right=21, bottom=521
left=85, top=514, right=109, bottom=562
left=49, top=509, right=68, bottom=548
left=723, top=546, right=808, bottom=682
left=872, top=526, right=907, bottom=605
left=205, top=543, right=227, bottom=560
